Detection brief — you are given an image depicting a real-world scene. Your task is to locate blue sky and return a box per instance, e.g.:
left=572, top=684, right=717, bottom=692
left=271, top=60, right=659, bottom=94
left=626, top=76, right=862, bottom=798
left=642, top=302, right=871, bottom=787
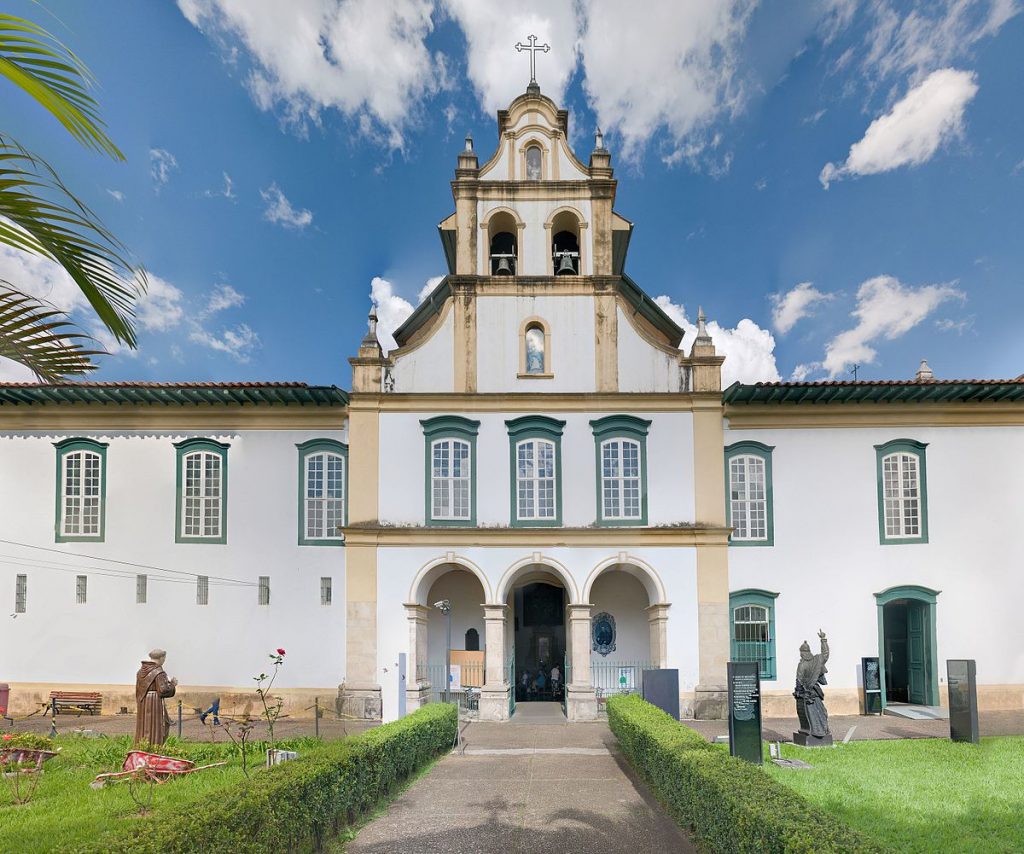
left=3, top=0, right=1022, bottom=387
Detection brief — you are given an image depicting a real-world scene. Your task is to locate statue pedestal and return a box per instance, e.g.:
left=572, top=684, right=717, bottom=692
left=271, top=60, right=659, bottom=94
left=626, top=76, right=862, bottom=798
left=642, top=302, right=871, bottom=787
left=793, top=731, right=833, bottom=747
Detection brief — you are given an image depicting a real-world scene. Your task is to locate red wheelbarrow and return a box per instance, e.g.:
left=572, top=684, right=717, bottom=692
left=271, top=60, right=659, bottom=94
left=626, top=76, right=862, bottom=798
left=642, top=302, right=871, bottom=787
left=92, top=750, right=226, bottom=787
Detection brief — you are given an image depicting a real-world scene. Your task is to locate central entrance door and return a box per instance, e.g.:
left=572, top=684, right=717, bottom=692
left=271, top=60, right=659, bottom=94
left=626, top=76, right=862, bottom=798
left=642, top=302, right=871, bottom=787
left=513, top=581, right=566, bottom=704
left=883, top=599, right=931, bottom=705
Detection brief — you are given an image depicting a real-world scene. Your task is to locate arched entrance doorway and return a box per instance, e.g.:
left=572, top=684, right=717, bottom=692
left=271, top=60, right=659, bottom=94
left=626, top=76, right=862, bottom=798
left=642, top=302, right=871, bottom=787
left=875, top=586, right=940, bottom=708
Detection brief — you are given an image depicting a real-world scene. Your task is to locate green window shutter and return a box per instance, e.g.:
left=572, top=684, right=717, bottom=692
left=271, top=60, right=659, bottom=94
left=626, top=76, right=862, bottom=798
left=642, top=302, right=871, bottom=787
left=874, top=439, right=929, bottom=545
left=174, top=438, right=229, bottom=545
left=724, top=440, right=775, bottom=547
left=729, top=588, right=779, bottom=680
left=505, top=415, right=565, bottom=528
left=420, top=416, right=480, bottom=527
left=590, top=415, right=651, bottom=527
left=54, top=438, right=109, bottom=543
left=296, top=439, right=348, bottom=546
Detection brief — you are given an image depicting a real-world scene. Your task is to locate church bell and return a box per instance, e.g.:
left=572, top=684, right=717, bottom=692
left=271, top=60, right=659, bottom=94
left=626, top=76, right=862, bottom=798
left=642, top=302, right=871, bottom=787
left=494, top=256, right=514, bottom=276
left=555, top=252, right=576, bottom=275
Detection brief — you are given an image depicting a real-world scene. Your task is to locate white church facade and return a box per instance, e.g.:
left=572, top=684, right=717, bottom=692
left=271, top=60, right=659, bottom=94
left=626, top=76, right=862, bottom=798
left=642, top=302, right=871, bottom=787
left=1, top=84, right=1021, bottom=723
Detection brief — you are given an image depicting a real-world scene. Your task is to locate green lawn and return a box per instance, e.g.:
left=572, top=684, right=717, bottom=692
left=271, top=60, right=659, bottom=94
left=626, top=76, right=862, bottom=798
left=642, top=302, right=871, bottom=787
left=0, top=734, right=320, bottom=853
left=763, top=736, right=1024, bottom=853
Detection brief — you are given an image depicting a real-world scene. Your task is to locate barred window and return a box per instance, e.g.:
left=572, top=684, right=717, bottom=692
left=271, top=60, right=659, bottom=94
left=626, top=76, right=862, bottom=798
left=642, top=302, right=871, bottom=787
left=136, top=574, right=148, bottom=605
left=730, top=591, right=778, bottom=679
left=729, top=455, right=768, bottom=540
left=431, top=439, right=471, bottom=520
left=76, top=575, right=87, bottom=604
left=601, top=439, right=642, bottom=519
left=197, top=575, right=209, bottom=606
left=15, top=574, right=27, bottom=614
left=320, top=576, right=332, bottom=606
left=258, top=576, right=270, bottom=606
left=516, top=439, right=556, bottom=520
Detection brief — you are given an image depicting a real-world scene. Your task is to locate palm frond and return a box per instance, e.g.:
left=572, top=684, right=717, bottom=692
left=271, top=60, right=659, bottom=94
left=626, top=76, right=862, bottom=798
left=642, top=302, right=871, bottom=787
left=0, top=135, right=145, bottom=347
left=0, top=13, right=122, bottom=159
left=0, top=286, right=104, bottom=381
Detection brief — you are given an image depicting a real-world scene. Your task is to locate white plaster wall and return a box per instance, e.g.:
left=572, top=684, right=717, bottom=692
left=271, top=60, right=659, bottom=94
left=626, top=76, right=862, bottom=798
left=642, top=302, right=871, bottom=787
left=478, top=200, right=594, bottom=277
left=0, top=429, right=347, bottom=690
left=616, top=306, right=682, bottom=393
left=376, top=545, right=699, bottom=721
left=377, top=411, right=695, bottom=527
left=475, top=294, right=595, bottom=392
left=725, top=424, right=1024, bottom=690
left=589, top=571, right=653, bottom=663
left=391, top=308, right=454, bottom=393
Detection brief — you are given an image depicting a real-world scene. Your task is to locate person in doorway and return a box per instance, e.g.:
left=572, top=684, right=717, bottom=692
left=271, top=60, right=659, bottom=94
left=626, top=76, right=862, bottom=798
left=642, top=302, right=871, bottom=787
left=550, top=664, right=561, bottom=695
left=134, top=648, right=177, bottom=746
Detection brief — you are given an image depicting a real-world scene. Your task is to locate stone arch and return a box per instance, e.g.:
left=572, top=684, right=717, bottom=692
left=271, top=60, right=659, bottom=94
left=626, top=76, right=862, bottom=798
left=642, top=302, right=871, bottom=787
left=496, top=554, right=580, bottom=604
left=408, top=554, right=493, bottom=606
left=582, top=554, right=668, bottom=606
left=544, top=206, right=588, bottom=275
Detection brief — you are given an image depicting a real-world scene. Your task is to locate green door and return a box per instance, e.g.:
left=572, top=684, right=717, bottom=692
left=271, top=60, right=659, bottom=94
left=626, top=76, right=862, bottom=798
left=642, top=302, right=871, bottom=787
left=907, top=601, right=928, bottom=704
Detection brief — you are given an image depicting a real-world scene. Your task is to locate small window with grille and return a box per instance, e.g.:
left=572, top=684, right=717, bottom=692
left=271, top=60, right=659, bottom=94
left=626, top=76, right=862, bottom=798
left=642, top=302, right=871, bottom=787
left=197, top=575, right=209, bottom=606
left=15, top=574, right=27, bottom=614
left=76, top=575, right=87, bottom=604
left=320, top=576, right=332, bottom=606
left=258, top=576, right=270, bottom=606
left=136, top=574, right=148, bottom=604
left=729, top=590, right=778, bottom=679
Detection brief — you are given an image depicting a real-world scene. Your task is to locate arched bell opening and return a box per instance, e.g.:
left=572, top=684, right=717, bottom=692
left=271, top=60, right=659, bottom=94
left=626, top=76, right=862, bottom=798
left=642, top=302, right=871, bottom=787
left=488, top=211, right=519, bottom=276
left=551, top=211, right=581, bottom=275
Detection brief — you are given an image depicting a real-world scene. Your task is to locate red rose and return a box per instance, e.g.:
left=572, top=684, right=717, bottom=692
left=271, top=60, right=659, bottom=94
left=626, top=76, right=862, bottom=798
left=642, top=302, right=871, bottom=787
left=2, top=734, right=11, bottom=741
left=276, top=648, right=286, bottom=656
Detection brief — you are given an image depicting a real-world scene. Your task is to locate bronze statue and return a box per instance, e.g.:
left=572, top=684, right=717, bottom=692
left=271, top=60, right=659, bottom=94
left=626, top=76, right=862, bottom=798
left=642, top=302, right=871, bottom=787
left=793, top=630, right=832, bottom=746
left=134, top=648, right=178, bottom=746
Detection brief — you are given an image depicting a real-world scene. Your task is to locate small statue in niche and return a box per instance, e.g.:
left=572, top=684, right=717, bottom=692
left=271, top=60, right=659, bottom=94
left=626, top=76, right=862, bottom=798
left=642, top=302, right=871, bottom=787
left=793, top=630, right=832, bottom=746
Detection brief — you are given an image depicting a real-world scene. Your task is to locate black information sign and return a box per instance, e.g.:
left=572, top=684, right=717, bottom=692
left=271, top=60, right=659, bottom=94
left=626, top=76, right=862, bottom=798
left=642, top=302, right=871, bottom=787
left=861, top=656, right=882, bottom=715
left=947, top=659, right=979, bottom=744
left=727, top=661, right=762, bottom=765
left=642, top=669, right=680, bottom=720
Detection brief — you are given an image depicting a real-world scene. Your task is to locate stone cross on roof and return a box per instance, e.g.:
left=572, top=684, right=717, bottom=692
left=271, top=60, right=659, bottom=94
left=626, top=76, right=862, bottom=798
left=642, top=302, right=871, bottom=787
left=515, top=34, right=550, bottom=85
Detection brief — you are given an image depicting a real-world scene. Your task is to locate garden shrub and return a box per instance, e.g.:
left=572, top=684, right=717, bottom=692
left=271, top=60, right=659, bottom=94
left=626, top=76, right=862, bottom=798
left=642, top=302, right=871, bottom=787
left=607, top=695, right=884, bottom=854
left=80, top=702, right=457, bottom=854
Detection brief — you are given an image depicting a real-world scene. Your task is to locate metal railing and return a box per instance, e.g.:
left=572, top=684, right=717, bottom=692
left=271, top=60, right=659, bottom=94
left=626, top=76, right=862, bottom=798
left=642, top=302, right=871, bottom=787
left=731, top=641, right=775, bottom=679
left=421, top=662, right=485, bottom=711
left=591, top=660, right=654, bottom=696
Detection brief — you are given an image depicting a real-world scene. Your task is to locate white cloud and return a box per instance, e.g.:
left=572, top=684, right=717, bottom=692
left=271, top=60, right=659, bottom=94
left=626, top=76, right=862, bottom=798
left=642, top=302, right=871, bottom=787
left=0, top=356, right=38, bottom=382
left=860, top=0, right=1020, bottom=84
left=177, top=0, right=448, bottom=149
left=369, top=276, right=414, bottom=353
left=821, top=275, right=964, bottom=377
left=260, top=183, right=313, bottom=229
left=201, top=283, right=245, bottom=318
left=579, top=0, right=756, bottom=162
left=770, top=282, right=833, bottom=335
left=0, top=245, right=86, bottom=315
left=820, top=68, right=978, bottom=188
left=189, top=323, right=261, bottom=362
left=106, top=189, right=125, bottom=202
left=136, top=273, right=185, bottom=332
left=149, top=148, right=178, bottom=190
left=443, top=0, right=580, bottom=114
left=653, top=296, right=780, bottom=386
left=201, top=172, right=236, bottom=200
left=790, top=362, right=820, bottom=382
left=417, top=275, right=445, bottom=303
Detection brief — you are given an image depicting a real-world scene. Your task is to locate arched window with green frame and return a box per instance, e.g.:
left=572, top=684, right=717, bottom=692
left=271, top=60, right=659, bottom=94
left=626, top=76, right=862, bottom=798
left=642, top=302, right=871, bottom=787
left=729, top=588, right=779, bottom=679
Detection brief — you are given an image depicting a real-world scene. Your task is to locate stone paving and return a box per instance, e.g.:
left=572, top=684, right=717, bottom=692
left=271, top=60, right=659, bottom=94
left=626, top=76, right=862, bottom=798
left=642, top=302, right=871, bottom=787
left=346, top=713, right=695, bottom=854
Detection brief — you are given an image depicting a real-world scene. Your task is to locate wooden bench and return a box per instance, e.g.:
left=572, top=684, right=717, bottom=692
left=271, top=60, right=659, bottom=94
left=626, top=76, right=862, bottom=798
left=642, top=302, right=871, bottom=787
left=49, top=691, right=102, bottom=716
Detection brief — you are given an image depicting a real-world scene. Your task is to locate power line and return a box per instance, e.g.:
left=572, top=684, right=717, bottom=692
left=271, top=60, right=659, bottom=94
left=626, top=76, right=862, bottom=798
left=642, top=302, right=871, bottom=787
left=0, top=555, right=243, bottom=588
left=0, top=538, right=258, bottom=587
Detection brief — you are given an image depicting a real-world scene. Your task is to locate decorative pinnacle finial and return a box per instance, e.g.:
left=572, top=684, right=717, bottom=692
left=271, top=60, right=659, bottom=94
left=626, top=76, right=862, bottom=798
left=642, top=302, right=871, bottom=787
left=595, top=127, right=604, bottom=150
left=696, top=306, right=709, bottom=339
left=464, top=133, right=473, bottom=152
left=368, top=308, right=378, bottom=336
left=916, top=358, right=935, bottom=382
left=515, top=34, right=550, bottom=86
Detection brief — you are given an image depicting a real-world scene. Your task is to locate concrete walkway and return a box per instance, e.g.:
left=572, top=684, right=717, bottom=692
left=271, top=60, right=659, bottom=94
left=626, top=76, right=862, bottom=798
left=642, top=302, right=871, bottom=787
left=346, top=717, right=694, bottom=854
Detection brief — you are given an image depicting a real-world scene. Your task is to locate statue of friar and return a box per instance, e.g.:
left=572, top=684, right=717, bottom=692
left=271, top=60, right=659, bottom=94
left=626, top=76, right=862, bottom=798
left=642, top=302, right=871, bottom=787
left=134, top=648, right=178, bottom=746
left=793, top=630, right=832, bottom=746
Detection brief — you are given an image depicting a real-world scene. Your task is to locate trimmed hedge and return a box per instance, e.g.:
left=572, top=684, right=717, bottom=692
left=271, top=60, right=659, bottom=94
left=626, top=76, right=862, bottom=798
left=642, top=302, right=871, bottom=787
left=607, top=695, right=883, bottom=854
left=84, top=702, right=457, bottom=854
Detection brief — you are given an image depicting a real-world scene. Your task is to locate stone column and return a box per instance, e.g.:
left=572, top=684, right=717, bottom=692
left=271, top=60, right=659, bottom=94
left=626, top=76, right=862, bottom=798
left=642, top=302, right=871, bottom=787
left=646, top=603, right=671, bottom=669
left=695, top=544, right=730, bottom=719
left=404, top=604, right=431, bottom=712
left=478, top=604, right=510, bottom=721
left=566, top=604, right=597, bottom=721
